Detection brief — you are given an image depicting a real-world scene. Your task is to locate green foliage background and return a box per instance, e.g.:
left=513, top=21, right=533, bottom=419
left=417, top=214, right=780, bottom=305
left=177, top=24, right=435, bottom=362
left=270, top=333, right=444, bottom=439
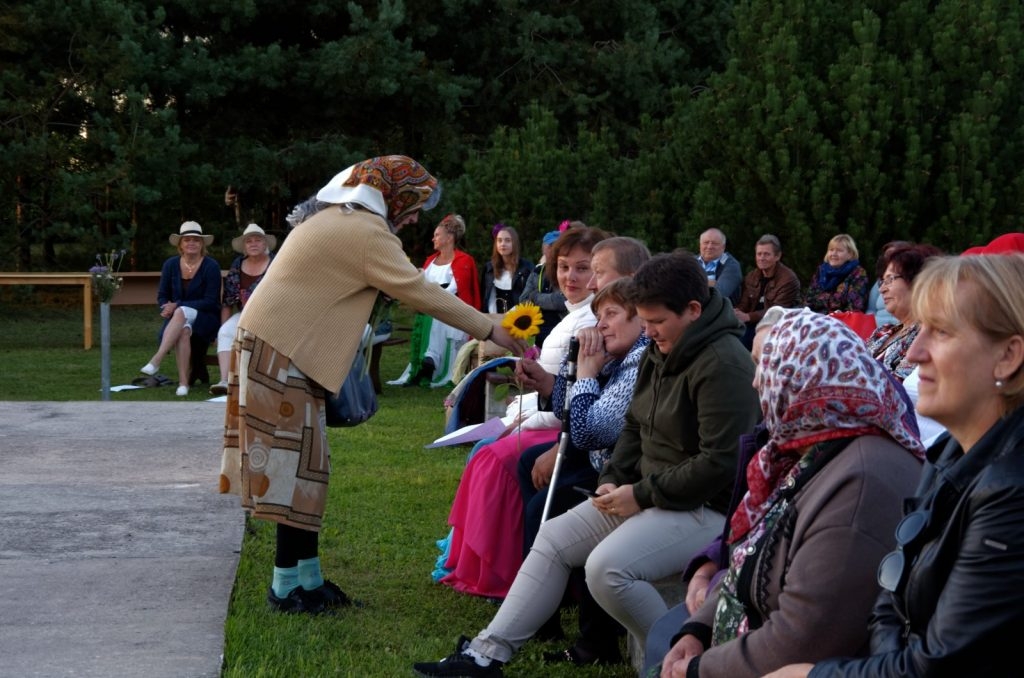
left=2, top=0, right=1022, bottom=282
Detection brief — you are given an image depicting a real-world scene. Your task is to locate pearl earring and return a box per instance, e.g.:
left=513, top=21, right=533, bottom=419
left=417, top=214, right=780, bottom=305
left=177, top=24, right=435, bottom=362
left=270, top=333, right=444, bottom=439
left=996, top=379, right=1005, bottom=389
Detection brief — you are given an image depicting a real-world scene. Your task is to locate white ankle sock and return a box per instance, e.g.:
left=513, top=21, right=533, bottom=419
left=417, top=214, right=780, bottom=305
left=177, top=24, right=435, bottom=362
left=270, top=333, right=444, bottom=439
left=463, top=647, right=491, bottom=667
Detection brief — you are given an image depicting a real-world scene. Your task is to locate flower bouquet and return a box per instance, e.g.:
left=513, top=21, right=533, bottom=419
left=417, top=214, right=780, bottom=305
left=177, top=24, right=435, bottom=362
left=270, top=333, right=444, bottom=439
left=90, top=250, right=126, bottom=303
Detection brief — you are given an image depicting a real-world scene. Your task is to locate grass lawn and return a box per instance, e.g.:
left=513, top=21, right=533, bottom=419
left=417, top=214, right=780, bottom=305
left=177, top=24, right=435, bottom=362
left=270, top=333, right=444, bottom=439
left=0, top=289, right=637, bottom=677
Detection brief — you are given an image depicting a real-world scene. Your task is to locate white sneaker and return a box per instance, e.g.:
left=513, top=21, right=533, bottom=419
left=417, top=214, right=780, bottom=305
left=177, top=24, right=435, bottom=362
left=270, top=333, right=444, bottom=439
left=175, top=385, right=189, bottom=397
left=209, top=381, right=228, bottom=396
left=140, top=363, right=158, bottom=376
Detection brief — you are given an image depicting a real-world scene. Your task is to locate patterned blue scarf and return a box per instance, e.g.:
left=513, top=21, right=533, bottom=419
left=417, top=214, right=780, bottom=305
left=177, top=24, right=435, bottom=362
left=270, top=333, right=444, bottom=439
left=815, top=259, right=860, bottom=291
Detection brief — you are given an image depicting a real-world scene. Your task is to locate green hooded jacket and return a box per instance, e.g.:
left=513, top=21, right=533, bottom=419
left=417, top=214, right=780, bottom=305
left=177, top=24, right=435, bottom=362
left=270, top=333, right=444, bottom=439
left=599, top=288, right=760, bottom=513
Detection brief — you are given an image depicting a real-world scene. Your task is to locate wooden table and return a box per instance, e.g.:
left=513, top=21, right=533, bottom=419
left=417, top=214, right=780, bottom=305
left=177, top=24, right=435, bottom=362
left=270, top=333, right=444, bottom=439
left=0, top=273, right=94, bottom=349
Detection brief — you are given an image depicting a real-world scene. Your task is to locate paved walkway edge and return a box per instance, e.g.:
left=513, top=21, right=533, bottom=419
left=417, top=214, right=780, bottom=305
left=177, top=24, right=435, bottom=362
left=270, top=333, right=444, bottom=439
left=0, top=402, right=244, bottom=678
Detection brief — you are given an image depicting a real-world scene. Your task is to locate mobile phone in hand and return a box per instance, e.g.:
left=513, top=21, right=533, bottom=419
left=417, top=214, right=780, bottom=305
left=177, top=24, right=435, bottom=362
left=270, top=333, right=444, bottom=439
left=572, top=485, right=598, bottom=498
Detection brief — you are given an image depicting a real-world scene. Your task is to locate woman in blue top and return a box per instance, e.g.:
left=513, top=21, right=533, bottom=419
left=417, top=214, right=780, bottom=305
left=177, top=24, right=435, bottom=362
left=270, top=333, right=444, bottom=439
left=140, top=221, right=222, bottom=396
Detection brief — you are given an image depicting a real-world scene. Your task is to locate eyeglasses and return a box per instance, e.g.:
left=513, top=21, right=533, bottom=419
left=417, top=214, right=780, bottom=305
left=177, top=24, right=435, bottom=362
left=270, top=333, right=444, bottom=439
left=879, top=274, right=904, bottom=288
left=877, top=507, right=931, bottom=592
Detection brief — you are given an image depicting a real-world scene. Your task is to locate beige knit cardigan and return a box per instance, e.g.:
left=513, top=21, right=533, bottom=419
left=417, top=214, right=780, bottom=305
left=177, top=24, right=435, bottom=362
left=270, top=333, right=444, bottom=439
left=238, top=206, right=493, bottom=394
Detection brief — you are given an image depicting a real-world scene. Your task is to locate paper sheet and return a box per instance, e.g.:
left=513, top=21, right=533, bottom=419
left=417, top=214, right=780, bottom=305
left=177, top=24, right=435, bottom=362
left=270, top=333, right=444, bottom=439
left=425, top=415, right=512, bottom=448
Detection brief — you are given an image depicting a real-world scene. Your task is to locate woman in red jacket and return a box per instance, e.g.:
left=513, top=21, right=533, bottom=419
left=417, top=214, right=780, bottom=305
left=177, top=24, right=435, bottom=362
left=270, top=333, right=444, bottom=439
left=390, top=213, right=481, bottom=387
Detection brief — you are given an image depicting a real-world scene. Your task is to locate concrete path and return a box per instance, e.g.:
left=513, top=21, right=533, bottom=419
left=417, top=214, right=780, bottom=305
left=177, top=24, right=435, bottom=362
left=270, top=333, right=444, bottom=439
left=0, top=402, right=243, bottom=678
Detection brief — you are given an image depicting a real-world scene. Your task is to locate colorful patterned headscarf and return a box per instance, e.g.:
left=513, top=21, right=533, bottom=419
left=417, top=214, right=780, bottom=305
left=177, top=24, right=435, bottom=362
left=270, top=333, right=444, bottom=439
left=728, top=308, right=925, bottom=544
left=316, top=155, right=441, bottom=226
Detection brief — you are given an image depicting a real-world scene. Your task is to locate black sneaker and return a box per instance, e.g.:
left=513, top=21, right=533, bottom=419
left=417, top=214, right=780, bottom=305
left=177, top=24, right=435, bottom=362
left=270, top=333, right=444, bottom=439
left=304, top=579, right=364, bottom=612
left=412, top=636, right=504, bottom=677
left=266, top=586, right=311, bottom=614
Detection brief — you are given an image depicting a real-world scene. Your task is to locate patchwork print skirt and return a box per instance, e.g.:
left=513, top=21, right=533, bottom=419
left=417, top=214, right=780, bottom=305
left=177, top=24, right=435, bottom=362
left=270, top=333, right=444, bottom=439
left=219, top=330, right=330, bottom=531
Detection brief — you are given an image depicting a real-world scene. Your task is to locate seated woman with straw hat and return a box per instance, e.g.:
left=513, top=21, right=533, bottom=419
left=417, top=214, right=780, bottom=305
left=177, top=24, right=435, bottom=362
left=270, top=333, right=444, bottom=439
left=140, top=221, right=221, bottom=396
left=209, top=223, right=276, bottom=395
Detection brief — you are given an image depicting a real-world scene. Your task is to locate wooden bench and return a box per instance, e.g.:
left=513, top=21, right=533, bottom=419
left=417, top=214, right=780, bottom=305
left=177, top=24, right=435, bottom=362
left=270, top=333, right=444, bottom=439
left=112, top=271, right=163, bottom=306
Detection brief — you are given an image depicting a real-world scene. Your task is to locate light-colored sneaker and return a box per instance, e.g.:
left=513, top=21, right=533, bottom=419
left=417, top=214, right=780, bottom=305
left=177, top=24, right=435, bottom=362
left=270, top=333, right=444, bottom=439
left=175, top=385, right=189, bottom=397
left=209, top=381, right=228, bottom=396
left=140, top=363, right=158, bottom=376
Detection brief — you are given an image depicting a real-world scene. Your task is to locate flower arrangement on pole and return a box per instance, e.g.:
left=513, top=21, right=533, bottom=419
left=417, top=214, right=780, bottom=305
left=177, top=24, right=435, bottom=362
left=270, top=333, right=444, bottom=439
left=92, top=249, right=125, bottom=401
left=90, top=249, right=126, bottom=303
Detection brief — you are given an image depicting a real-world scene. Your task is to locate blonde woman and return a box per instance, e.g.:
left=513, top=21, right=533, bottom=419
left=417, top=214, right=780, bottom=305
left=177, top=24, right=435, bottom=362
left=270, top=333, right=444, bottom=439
left=140, top=221, right=221, bottom=396
left=390, top=213, right=480, bottom=387
left=804, top=233, right=869, bottom=313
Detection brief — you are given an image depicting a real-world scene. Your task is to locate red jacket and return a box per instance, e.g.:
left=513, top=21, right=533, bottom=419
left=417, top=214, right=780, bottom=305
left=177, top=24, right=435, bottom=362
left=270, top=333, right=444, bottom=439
left=424, top=249, right=480, bottom=311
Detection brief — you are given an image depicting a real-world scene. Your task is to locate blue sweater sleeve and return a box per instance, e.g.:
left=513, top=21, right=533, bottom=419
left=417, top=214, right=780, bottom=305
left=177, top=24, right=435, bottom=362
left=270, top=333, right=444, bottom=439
left=157, top=257, right=177, bottom=306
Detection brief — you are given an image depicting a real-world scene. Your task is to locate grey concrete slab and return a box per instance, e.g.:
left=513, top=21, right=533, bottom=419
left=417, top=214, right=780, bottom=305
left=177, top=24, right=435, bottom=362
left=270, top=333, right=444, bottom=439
left=0, top=402, right=244, bottom=678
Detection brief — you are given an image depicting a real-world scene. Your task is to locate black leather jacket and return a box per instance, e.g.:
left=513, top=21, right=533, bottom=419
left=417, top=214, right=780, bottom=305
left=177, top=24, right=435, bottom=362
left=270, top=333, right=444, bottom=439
left=479, top=257, right=532, bottom=312
left=811, top=405, right=1024, bottom=677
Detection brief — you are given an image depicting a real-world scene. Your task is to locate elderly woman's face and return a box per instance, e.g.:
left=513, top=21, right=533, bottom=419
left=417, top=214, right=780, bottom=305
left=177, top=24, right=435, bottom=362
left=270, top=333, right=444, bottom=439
left=750, top=327, right=770, bottom=391
left=880, top=263, right=912, bottom=322
left=826, top=241, right=853, bottom=267
left=595, top=299, right=642, bottom=358
left=243, top=234, right=266, bottom=255
left=394, top=211, right=420, bottom=231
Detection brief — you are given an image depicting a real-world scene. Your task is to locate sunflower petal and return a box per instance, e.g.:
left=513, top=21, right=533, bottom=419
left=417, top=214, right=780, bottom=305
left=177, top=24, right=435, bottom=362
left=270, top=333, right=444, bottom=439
left=502, top=302, right=544, bottom=341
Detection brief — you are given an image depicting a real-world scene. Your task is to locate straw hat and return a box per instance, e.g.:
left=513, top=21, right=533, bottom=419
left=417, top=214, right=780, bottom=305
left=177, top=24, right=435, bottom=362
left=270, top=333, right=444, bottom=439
left=169, top=221, right=214, bottom=246
left=231, top=223, right=277, bottom=253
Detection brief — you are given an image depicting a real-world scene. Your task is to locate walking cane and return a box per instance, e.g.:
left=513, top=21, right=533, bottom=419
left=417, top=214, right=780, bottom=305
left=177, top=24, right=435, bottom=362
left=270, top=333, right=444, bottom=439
left=540, top=336, right=580, bottom=523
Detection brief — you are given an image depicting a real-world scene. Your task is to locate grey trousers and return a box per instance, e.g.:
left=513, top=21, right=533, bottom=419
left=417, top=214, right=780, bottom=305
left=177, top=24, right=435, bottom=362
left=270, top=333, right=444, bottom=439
left=469, top=499, right=724, bottom=663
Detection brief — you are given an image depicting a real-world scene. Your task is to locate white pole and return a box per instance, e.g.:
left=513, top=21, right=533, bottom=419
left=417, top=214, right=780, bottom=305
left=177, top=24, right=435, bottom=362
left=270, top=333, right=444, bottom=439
left=540, top=337, right=580, bottom=523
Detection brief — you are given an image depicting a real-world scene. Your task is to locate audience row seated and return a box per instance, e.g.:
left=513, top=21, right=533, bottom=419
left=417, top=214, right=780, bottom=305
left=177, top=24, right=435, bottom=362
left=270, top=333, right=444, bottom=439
left=139, top=221, right=274, bottom=397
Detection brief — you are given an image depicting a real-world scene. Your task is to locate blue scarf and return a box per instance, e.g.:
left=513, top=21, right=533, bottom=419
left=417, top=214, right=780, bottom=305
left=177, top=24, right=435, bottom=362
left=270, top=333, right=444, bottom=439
left=815, top=259, right=860, bottom=292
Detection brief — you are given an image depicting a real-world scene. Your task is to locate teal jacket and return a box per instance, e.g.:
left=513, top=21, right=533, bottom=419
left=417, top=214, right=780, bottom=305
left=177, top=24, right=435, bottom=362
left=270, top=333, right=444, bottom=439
left=599, top=288, right=760, bottom=513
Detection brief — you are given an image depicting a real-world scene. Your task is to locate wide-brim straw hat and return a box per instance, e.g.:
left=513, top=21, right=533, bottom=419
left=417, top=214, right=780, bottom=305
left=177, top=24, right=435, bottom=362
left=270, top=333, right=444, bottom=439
left=231, top=223, right=277, bottom=253
left=169, top=221, right=214, bottom=246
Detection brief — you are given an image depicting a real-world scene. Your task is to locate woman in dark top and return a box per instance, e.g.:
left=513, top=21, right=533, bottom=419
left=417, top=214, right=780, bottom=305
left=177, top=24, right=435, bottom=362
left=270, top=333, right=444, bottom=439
left=140, top=221, right=221, bottom=396
left=480, top=223, right=532, bottom=314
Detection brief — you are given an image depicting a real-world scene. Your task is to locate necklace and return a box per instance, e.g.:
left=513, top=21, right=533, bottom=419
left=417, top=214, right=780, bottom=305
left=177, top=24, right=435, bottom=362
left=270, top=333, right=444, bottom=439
left=181, top=258, right=200, bottom=276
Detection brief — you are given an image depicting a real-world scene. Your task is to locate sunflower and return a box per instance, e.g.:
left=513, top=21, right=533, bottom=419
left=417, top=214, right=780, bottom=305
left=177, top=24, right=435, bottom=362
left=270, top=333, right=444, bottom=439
left=502, top=302, right=544, bottom=341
